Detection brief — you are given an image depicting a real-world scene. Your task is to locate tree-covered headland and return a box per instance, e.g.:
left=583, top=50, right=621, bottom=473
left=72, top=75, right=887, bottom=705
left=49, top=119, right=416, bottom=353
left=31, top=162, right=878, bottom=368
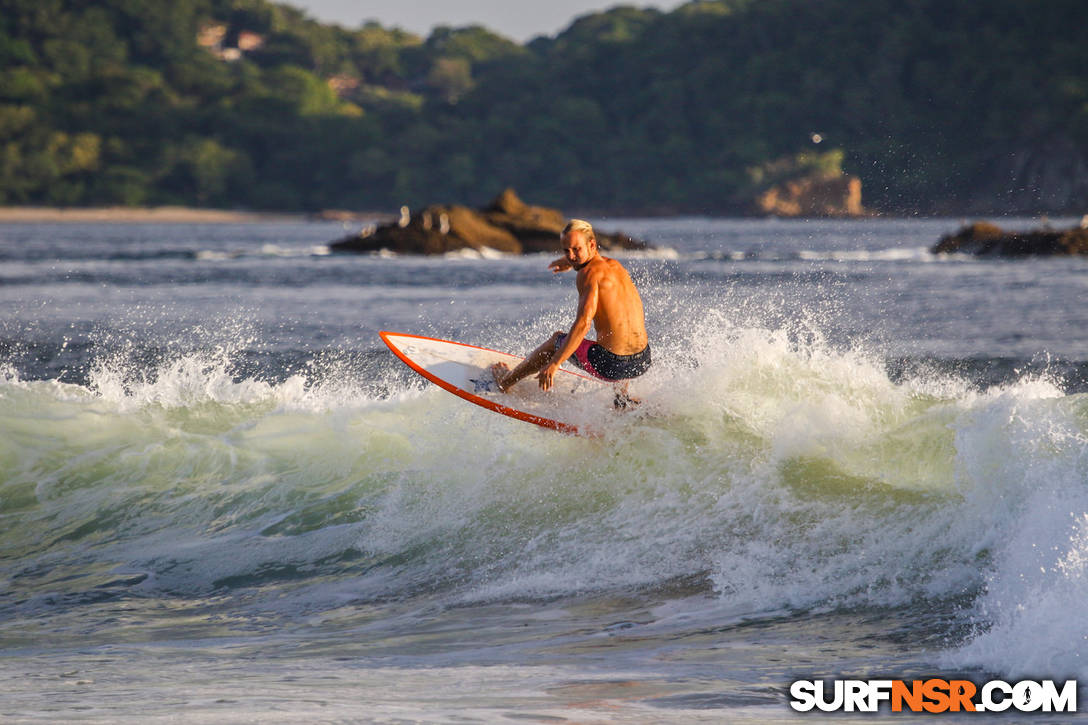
left=1, top=0, right=1085, bottom=215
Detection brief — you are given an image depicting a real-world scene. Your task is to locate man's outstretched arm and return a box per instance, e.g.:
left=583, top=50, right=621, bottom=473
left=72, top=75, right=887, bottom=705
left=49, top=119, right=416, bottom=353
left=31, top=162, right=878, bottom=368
left=548, top=257, right=573, bottom=273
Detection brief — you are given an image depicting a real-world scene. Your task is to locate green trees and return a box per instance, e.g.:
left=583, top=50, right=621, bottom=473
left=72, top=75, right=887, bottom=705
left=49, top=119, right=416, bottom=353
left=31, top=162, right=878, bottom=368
left=0, top=0, right=1084, bottom=213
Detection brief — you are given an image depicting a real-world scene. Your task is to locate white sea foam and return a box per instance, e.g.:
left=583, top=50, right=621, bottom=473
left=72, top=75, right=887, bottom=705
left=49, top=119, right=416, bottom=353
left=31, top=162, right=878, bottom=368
left=942, top=383, right=1088, bottom=679
left=796, top=246, right=932, bottom=262
left=442, top=246, right=513, bottom=259
left=609, top=246, right=681, bottom=260
left=194, top=249, right=241, bottom=261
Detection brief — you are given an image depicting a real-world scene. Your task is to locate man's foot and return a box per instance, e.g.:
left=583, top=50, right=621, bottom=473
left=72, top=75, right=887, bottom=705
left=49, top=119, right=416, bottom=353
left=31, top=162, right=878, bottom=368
left=489, top=362, right=511, bottom=393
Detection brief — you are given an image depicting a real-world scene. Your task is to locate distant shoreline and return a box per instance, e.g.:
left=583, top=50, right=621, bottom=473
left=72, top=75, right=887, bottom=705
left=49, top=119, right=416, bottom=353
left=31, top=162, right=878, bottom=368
left=0, top=206, right=388, bottom=223
left=0, top=206, right=1076, bottom=225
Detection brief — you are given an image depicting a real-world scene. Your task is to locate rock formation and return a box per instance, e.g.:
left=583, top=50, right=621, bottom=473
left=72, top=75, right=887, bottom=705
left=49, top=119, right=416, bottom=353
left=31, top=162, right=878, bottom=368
left=931, top=220, right=1088, bottom=256
left=329, top=188, right=649, bottom=255
left=754, top=174, right=864, bottom=217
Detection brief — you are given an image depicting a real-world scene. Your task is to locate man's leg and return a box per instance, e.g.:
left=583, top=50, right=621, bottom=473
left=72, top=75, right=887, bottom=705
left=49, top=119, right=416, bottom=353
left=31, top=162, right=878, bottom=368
left=490, top=331, right=564, bottom=392
left=612, top=381, right=641, bottom=409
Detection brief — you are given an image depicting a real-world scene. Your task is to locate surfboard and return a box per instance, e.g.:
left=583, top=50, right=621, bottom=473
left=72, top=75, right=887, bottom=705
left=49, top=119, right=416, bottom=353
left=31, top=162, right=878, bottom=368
left=379, top=331, right=613, bottom=434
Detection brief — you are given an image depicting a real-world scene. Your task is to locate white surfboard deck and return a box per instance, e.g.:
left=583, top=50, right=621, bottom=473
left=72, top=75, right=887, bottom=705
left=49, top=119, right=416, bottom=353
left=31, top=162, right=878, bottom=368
left=380, top=331, right=615, bottom=434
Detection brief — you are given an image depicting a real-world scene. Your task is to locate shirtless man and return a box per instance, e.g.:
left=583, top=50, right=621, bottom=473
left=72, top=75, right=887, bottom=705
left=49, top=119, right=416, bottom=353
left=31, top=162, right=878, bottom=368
left=490, top=219, right=650, bottom=397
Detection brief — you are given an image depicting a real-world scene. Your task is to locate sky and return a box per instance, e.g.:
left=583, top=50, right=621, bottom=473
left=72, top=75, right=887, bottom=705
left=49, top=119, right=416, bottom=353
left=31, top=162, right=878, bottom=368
left=285, top=1, right=687, bottom=42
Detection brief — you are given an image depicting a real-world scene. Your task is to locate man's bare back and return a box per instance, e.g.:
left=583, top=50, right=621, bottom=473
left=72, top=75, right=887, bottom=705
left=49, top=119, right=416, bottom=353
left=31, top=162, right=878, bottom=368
left=574, top=255, right=647, bottom=355
left=491, top=219, right=650, bottom=393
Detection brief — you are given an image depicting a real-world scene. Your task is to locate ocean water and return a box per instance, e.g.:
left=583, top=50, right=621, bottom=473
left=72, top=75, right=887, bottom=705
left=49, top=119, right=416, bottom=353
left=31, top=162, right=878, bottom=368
left=1, top=216, right=1087, bottom=722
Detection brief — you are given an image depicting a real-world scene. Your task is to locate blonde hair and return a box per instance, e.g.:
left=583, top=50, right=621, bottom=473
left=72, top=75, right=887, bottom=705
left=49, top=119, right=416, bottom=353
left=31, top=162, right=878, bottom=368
left=562, top=218, right=596, bottom=241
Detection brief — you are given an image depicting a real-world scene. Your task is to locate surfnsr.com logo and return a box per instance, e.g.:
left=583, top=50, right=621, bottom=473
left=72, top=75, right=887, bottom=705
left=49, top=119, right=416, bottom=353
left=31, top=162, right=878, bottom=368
left=789, top=679, right=1078, bottom=714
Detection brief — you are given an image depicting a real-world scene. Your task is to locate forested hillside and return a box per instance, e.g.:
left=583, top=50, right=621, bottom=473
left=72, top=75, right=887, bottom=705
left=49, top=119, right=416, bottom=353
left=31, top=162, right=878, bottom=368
left=1, top=0, right=1085, bottom=214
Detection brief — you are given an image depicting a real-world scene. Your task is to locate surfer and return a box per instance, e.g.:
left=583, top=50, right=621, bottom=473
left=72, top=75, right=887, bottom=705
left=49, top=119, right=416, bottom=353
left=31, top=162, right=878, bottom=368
left=490, top=219, right=650, bottom=402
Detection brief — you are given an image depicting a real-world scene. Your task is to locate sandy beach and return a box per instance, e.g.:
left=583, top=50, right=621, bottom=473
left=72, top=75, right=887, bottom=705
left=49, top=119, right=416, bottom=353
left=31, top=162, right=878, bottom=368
left=0, top=206, right=387, bottom=223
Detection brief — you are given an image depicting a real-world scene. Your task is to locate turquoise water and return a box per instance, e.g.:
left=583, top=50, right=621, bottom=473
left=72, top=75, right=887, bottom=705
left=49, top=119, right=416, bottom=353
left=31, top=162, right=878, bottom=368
left=1, top=218, right=1087, bottom=721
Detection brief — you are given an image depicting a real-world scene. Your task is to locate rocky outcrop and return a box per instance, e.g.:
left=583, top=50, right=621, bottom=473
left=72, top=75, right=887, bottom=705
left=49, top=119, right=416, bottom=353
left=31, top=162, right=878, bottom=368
left=329, top=188, right=649, bottom=255
left=755, top=174, right=864, bottom=217
left=932, top=220, right=1088, bottom=256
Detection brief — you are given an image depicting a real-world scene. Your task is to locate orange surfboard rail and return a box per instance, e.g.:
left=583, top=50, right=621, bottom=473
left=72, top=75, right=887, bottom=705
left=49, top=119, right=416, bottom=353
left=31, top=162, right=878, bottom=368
left=380, top=331, right=598, bottom=435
